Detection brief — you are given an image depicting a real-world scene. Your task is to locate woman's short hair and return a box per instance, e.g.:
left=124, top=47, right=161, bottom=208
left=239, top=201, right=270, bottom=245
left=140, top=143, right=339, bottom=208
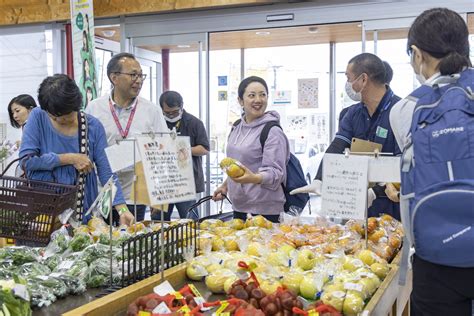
left=238, top=76, right=269, bottom=100
left=407, top=8, right=471, bottom=75
left=38, top=74, right=82, bottom=116
left=7, top=94, right=37, bottom=128
left=348, top=53, right=390, bottom=85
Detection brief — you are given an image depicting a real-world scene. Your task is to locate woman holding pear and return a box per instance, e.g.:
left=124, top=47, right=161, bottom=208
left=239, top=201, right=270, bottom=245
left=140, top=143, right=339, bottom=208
left=212, top=76, right=290, bottom=223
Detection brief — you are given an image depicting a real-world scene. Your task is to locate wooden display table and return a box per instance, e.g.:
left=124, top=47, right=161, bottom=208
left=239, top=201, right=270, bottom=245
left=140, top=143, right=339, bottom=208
left=64, top=253, right=412, bottom=316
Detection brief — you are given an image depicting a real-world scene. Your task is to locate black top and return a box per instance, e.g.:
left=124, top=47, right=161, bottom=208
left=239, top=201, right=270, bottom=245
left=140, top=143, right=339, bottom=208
left=167, top=110, right=209, bottom=193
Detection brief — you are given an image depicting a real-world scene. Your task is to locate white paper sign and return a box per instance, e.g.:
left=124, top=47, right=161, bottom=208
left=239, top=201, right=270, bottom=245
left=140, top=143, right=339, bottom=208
left=368, top=156, right=400, bottom=183
left=321, top=154, right=369, bottom=220
left=136, top=135, right=196, bottom=205
left=105, top=141, right=141, bottom=173
left=153, top=280, right=175, bottom=296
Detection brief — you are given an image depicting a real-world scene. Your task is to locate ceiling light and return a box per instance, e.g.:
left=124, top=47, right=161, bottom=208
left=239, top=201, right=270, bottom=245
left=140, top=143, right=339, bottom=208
left=177, top=44, right=191, bottom=48
left=101, top=30, right=116, bottom=38
left=308, top=27, right=318, bottom=34
left=255, top=31, right=270, bottom=36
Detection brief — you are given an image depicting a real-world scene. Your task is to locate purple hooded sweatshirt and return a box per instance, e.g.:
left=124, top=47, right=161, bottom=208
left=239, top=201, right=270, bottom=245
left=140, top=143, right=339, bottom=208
left=227, top=111, right=290, bottom=215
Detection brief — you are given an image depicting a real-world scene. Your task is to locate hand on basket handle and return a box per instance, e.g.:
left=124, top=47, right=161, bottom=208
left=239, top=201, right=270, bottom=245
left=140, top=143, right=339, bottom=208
left=212, top=184, right=228, bottom=201
left=290, top=179, right=322, bottom=195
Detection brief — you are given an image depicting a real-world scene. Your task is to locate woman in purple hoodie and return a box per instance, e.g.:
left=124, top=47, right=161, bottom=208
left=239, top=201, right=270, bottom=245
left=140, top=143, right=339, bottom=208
left=213, top=76, right=290, bottom=222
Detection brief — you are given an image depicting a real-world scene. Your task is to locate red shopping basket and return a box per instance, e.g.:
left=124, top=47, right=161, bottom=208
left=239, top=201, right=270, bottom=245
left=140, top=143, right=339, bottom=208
left=0, top=158, right=78, bottom=245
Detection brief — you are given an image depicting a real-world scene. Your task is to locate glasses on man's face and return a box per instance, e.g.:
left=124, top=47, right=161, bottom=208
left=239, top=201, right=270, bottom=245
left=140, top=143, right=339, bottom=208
left=114, top=72, right=147, bottom=81
left=163, top=108, right=182, bottom=118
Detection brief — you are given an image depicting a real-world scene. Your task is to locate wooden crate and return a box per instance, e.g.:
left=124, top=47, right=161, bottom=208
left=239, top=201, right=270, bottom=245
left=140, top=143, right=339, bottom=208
left=64, top=252, right=412, bottom=316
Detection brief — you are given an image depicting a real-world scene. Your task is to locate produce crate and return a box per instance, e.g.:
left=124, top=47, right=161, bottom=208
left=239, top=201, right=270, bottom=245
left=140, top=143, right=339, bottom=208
left=121, top=220, right=197, bottom=287
left=64, top=251, right=412, bottom=316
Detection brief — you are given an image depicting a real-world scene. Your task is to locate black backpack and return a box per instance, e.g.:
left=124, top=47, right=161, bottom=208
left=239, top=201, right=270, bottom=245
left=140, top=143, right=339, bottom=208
left=231, top=119, right=310, bottom=214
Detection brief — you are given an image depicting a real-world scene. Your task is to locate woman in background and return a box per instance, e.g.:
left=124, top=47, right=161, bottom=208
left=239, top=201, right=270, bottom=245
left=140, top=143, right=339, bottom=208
left=8, top=94, right=37, bottom=129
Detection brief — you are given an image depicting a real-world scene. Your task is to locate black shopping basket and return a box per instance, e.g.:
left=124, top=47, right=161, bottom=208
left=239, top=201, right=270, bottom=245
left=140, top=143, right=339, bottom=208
left=0, top=157, right=78, bottom=245
left=186, top=194, right=234, bottom=222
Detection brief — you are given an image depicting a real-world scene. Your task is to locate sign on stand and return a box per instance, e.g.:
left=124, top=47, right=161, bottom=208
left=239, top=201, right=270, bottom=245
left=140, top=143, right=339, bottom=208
left=136, top=134, right=196, bottom=205
left=86, top=176, right=117, bottom=218
left=321, top=153, right=369, bottom=220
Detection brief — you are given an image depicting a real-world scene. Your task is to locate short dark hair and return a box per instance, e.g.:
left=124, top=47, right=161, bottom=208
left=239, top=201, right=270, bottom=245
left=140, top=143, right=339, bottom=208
left=159, top=91, right=183, bottom=108
left=407, top=8, right=471, bottom=75
left=348, top=53, right=389, bottom=85
left=38, top=74, right=82, bottom=116
left=8, top=94, right=37, bottom=128
left=106, top=52, right=136, bottom=83
left=238, top=76, right=269, bottom=99
left=382, top=61, right=393, bottom=84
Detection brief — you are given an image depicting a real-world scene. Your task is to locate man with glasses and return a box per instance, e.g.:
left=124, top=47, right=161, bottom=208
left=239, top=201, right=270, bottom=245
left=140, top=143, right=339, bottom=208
left=152, top=91, right=209, bottom=221
left=85, top=52, right=168, bottom=223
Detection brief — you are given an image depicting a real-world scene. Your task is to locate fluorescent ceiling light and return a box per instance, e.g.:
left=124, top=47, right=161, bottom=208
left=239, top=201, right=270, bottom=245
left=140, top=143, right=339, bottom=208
left=177, top=44, right=191, bottom=48
left=255, top=31, right=271, bottom=36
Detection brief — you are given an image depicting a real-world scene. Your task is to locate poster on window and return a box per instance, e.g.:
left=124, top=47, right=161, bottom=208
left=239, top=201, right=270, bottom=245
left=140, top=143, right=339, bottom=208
left=298, top=78, right=318, bottom=108
left=309, top=114, right=328, bottom=142
left=70, top=0, right=98, bottom=109
left=136, top=135, right=196, bottom=205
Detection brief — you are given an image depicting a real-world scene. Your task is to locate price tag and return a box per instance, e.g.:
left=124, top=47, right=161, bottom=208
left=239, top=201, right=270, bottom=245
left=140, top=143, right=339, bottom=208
left=58, top=260, right=74, bottom=270
left=174, top=291, right=184, bottom=299
left=13, top=284, right=30, bottom=302
left=214, top=300, right=229, bottom=315
left=152, top=302, right=172, bottom=314
left=188, top=284, right=202, bottom=297
left=153, top=280, right=175, bottom=296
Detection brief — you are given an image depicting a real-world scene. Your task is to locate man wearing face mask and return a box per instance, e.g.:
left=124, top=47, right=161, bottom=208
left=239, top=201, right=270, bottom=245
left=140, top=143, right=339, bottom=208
left=291, top=53, right=402, bottom=220
left=85, top=52, right=168, bottom=223
left=151, top=91, right=209, bottom=221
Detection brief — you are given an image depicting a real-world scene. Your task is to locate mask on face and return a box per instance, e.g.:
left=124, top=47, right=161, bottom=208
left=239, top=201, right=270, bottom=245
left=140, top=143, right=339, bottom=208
left=164, top=109, right=183, bottom=123
left=345, top=75, right=363, bottom=102
left=411, top=50, right=426, bottom=85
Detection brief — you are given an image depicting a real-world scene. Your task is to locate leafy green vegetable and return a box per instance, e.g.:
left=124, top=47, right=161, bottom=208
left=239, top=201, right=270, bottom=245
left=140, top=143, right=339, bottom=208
left=17, top=263, right=51, bottom=278
left=26, top=282, right=56, bottom=308
left=82, top=244, right=110, bottom=264
left=44, top=255, right=61, bottom=271
left=0, top=279, right=32, bottom=316
left=0, top=247, right=37, bottom=265
left=69, top=234, right=92, bottom=252
left=85, top=274, right=107, bottom=288
left=32, top=276, right=68, bottom=298
left=54, top=274, right=86, bottom=295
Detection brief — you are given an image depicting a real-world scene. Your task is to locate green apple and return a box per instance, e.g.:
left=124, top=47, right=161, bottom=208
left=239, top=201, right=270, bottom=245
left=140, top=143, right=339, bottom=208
left=282, top=271, right=304, bottom=295
left=297, top=249, right=317, bottom=271
left=205, top=269, right=234, bottom=293
left=279, top=244, right=296, bottom=256
left=267, top=251, right=288, bottom=267
left=357, top=249, right=378, bottom=266
left=186, top=263, right=208, bottom=281
left=321, top=290, right=345, bottom=312
left=370, top=262, right=389, bottom=279
left=343, top=256, right=364, bottom=272
left=299, top=273, right=322, bottom=300
left=260, top=279, right=282, bottom=295
left=223, top=275, right=239, bottom=293
left=343, top=290, right=365, bottom=316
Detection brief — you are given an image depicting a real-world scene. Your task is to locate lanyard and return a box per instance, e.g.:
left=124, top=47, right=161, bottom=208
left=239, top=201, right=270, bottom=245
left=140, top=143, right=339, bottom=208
left=109, top=97, right=138, bottom=139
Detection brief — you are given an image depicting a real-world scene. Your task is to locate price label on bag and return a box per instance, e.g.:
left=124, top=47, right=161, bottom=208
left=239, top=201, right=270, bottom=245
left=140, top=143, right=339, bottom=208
left=13, top=284, right=30, bottom=301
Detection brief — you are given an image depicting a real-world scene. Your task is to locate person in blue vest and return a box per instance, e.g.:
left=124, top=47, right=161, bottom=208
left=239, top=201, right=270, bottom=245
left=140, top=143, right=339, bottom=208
left=390, top=8, right=473, bottom=316
left=291, top=53, right=401, bottom=220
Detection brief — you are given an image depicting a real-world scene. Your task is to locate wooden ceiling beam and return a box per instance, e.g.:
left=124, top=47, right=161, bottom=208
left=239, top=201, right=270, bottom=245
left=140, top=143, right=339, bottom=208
left=0, top=0, right=276, bottom=26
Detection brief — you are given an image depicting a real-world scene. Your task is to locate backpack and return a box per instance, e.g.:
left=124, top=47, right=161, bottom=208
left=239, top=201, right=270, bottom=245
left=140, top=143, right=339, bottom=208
left=400, top=68, right=474, bottom=268
left=232, top=119, right=310, bottom=214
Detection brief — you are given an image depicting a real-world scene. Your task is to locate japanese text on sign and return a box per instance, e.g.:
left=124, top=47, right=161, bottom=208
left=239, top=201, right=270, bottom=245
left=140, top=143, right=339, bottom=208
left=136, top=135, right=196, bottom=205
left=321, top=154, right=369, bottom=220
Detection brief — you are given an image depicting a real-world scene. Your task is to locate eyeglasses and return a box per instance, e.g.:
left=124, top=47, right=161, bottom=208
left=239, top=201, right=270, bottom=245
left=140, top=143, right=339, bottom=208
left=163, top=108, right=182, bottom=118
left=114, top=72, right=147, bottom=81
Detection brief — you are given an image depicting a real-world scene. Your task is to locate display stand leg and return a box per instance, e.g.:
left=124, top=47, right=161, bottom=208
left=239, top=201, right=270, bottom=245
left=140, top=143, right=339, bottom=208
left=160, top=209, right=165, bottom=281
left=133, top=141, right=137, bottom=220
left=109, top=183, right=114, bottom=287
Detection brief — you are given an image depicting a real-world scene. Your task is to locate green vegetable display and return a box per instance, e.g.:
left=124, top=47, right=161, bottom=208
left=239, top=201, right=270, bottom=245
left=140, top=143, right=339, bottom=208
left=44, top=255, right=61, bottom=271
left=69, top=234, right=92, bottom=252
left=0, top=247, right=37, bottom=265
left=0, top=277, right=32, bottom=316
left=17, top=263, right=51, bottom=278
left=32, top=276, right=68, bottom=298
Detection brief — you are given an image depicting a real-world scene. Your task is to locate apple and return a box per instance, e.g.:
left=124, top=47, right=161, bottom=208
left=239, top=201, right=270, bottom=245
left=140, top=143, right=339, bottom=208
left=186, top=263, right=208, bottom=281
left=357, top=249, right=379, bottom=266
left=267, top=251, right=288, bottom=267
left=343, top=256, right=364, bottom=272
left=370, top=262, right=389, bottom=279
left=205, top=269, right=234, bottom=293
left=212, top=237, right=225, bottom=251
left=299, top=273, right=323, bottom=300
left=206, top=263, right=222, bottom=273
left=358, top=275, right=381, bottom=297
left=247, top=242, right=265, bottom=257
left=224, top=238, right=239, bottom=251
left=279, top=244, right=296, bottom=256
left=282, top=271, right=304, bottom=295
left=260, top=279, right=282, bottom=295
left=321, top=290, right=345, bottom=312
left=343, top=290, right=365, bottom=316
left=224, top=218, right=245, bottom=230
left=297, top=249, right=318, bottom=271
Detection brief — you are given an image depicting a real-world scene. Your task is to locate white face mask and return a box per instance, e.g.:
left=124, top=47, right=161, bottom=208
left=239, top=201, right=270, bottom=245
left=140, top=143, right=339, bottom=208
left=164, top=109, right=183, bottom=123
left=411, top=51, right=426, bottom=85
left=345, top=75, right=363, bottom=102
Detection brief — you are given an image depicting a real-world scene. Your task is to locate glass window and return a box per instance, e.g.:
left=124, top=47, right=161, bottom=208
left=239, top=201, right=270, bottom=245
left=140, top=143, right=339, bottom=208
left=95, top=48, right=113, bottom=96
left=169, top=51, right=200, bottom=117
left=0, top=27, right=51, bottom=147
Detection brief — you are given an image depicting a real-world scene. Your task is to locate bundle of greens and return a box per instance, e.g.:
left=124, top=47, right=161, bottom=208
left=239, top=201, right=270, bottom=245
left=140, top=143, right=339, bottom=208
left=17, top=263, right=51, bottom=278
left=0, top=276, right=32, bottom=316
left=0, top=247, right=37, bottom=265
left=68, top=234, right=92, bottom=252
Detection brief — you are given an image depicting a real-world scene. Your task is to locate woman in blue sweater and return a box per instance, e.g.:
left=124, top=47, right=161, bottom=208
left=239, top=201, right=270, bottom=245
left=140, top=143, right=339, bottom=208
left=19, top=74, right=134, bottom=226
